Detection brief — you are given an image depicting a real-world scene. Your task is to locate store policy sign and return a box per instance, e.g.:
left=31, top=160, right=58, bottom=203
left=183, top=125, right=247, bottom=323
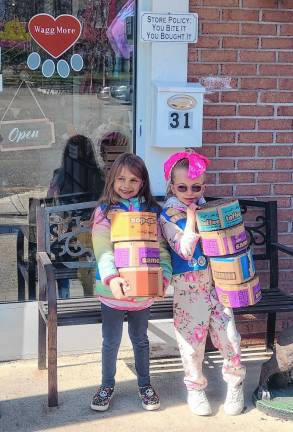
left=0, top=118, right=55, bottom=151
left=140, top=12, right=198, bottom=43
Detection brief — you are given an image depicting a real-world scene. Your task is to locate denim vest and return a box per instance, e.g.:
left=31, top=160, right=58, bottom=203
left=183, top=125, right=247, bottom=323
left=161, top=208, right=208, bottom=275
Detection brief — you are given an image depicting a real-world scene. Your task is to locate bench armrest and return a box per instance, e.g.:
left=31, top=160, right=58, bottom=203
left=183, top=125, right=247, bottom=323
left=37, top=251, right=56, bottom=302
left=272, top=242, right=293, bottom=257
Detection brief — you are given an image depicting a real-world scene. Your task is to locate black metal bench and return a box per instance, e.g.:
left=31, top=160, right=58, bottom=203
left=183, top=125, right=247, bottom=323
left=36, top=197, right=293, bottom=407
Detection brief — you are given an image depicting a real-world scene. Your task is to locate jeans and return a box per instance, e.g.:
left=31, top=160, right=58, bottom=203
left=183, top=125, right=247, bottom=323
left=101, top=303, right=150, bottom=388
left=57, top=279, right=70, bottom=299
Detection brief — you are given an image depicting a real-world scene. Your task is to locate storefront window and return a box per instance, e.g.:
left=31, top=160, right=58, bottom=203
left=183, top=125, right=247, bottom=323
left=0, top=0, right=135, bottom=302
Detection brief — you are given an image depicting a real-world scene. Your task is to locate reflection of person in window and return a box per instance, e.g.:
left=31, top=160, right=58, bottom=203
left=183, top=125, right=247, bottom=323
left=48, top=134, right=105, bottom=299
left=100, top=131, right=129, bottom=173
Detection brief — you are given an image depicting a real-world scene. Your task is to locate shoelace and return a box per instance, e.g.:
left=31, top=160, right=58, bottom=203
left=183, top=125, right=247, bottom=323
left=145, top=387, right=154, bottom=397
left=197, top=390, right=209, bottom=403
left=190, top=390, right=208, bottom=403
left=98, top=387, right=112, bottom=399
left=227, top=385, right=242, bottom=402
left=99, top=390, right=108, bottom=398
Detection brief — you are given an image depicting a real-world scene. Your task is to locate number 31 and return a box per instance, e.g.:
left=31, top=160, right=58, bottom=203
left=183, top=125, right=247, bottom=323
left=169, top=112, right=190, bottom=129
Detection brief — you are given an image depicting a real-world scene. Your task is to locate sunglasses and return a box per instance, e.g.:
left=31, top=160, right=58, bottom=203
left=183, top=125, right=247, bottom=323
left=174, top=184, right=204, bottom=193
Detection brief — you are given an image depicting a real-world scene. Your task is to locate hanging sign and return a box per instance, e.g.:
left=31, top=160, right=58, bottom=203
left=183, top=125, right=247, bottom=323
left=0, top=81, right=55, bottom=151
left=0, top=119, right=55, bottom=151
left=28, top=14, right=82, bottom=58
left=140, top=12, right=198, bottom=43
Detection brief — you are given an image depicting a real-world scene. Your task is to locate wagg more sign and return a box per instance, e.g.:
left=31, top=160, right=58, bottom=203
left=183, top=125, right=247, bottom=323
left=28, top=14, right=82, bottom=58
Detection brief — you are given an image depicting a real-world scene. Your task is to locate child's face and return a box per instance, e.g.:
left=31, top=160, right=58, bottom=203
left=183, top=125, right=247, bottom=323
left=114, top=166, right=142, bottom=200
left=171, top=168, right=206, bottom=206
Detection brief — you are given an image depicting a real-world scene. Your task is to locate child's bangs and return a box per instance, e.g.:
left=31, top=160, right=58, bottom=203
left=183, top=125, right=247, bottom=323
left=122, top=158, right=144, bottom=180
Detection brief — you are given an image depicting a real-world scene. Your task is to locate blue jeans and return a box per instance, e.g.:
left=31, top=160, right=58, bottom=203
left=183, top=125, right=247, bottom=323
left=101, top=303, right=150, bottom=388
left=57, top=279, right=70, bottom=299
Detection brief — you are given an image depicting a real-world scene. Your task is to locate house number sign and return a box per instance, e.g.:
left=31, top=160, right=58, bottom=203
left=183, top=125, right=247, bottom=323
left=168, top=111, right=193, bottom=130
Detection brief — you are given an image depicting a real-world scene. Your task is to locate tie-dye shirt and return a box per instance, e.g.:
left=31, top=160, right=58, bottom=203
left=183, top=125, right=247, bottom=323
left=92, top=197, right=172, bottom=310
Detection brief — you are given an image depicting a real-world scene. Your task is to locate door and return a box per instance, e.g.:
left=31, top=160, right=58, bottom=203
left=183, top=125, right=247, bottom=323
left=0, top=0, right=135, bottom=301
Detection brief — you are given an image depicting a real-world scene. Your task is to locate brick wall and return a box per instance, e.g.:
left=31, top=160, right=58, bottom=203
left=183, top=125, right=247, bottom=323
left=188, top=0, right=293, bottom=298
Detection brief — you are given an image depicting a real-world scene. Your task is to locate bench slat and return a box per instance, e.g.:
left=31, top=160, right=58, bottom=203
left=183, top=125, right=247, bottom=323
left=39, top=289, right=293, bottom=326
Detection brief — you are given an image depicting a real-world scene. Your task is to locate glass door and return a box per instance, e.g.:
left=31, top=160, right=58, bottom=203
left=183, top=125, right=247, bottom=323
left=0, top=0, right=135, bottom=301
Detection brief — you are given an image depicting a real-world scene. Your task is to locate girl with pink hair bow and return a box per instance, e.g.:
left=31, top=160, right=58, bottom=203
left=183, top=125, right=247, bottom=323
left=160, top=151, right=246, bottom=417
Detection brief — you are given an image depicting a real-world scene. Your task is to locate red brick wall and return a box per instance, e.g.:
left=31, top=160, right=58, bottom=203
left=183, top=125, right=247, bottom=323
left=188, top=0, right=293, bottom=296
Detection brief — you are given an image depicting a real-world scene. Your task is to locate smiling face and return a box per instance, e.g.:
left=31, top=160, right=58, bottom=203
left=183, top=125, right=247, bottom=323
left=114, top=166, right=143, bottom=200
left=171, top=167, right=206, bottom=206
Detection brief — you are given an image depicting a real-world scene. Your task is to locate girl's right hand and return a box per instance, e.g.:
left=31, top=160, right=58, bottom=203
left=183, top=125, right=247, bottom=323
left=187, top=202, right=200, bottom=216
left=109, top=277, right=130, bottom=299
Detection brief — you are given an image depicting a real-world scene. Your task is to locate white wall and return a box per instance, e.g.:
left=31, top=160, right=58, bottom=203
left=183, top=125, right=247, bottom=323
left=0, top=302, right=38, bottom=361
left=136, top=0, right=189, bottom=195
left=0, top=301, right=176, bottom=361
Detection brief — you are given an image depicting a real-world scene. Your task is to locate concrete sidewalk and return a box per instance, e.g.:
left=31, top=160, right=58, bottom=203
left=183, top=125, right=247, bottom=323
left=0, top=347, right=292, bottom=432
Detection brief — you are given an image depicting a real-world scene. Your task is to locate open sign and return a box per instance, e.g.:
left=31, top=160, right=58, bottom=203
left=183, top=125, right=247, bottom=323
left=0, top=118, right=55, bottom=151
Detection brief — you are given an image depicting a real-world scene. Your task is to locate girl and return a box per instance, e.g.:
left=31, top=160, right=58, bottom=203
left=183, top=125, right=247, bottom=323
left=91, top=153, right=171, bottom=412
left=160, top=151, right=246, bottom=416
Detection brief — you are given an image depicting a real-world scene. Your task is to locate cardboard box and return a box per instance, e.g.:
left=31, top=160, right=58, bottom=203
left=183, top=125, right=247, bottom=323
left=200, top=223, right=248, bottom=256
left=114, top=241, right=160, bottom=268
left=111, top=212, right=158, bottom=242
left=215, top=275, right=261, bottom=308
left=196, top=199, right=242, bottom=232
left=210, top=248, right=255, bottom=284
left=119, top=266, right=163, bottom=297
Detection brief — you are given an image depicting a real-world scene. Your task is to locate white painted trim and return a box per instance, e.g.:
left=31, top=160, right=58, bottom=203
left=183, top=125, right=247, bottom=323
left=136, top=0, right=190, bottom=195
left=0, top=301, right=176, bottom=361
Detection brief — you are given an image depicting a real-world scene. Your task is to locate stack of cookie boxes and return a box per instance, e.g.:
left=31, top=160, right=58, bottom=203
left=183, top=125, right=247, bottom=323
left=110, top=211, right=163, bottom=297
left=195, top=199, right=262, bottom=308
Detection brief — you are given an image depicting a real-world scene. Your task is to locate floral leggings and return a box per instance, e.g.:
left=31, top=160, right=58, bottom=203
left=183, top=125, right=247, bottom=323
left=173, top=268, right=246, bottom=391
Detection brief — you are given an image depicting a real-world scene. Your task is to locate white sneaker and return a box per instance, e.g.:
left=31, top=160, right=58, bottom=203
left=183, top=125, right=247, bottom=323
left=224, top=383, right=244, bottom=416
left=187, top=389, right=212, bottom=416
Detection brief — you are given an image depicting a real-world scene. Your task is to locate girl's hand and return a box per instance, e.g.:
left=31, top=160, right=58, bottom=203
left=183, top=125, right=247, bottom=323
left=109, top=277, right=130, bottom=299
left=186, top=203, right=200, bottom=231
left=186, top=202, right=200, bottom=217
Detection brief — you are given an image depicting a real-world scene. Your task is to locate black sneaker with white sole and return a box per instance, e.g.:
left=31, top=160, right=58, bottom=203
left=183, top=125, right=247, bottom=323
left=139, top=385, right=160, bottom=411
left=90, top=386, right=114, bottom=411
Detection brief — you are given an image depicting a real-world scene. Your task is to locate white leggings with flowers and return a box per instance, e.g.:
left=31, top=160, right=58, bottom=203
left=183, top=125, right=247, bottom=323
left=172, top=268, right=246, bottom=391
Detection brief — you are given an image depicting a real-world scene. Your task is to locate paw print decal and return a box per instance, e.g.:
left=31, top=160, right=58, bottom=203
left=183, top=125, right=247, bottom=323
left=27, top=14, right=83, bottom=78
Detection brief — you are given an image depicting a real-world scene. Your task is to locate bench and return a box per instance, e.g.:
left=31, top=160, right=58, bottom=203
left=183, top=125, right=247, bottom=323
left=36, top=197, right=293, bottom=407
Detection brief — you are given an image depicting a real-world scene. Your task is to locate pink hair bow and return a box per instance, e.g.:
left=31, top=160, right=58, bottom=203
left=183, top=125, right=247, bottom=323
left=164, top=151, right=210, bottom=181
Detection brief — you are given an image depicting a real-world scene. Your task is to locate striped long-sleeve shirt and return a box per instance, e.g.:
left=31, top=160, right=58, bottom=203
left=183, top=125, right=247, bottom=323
left=92, top=197, right=172, bottom=311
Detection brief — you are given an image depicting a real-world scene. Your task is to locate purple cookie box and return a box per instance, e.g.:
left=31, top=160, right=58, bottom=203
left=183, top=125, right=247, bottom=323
left=201, top=229, right=247, bottom=257
left=114, top=246, right=159, bottom=267
left=215, top=281, right=262, bottom=308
